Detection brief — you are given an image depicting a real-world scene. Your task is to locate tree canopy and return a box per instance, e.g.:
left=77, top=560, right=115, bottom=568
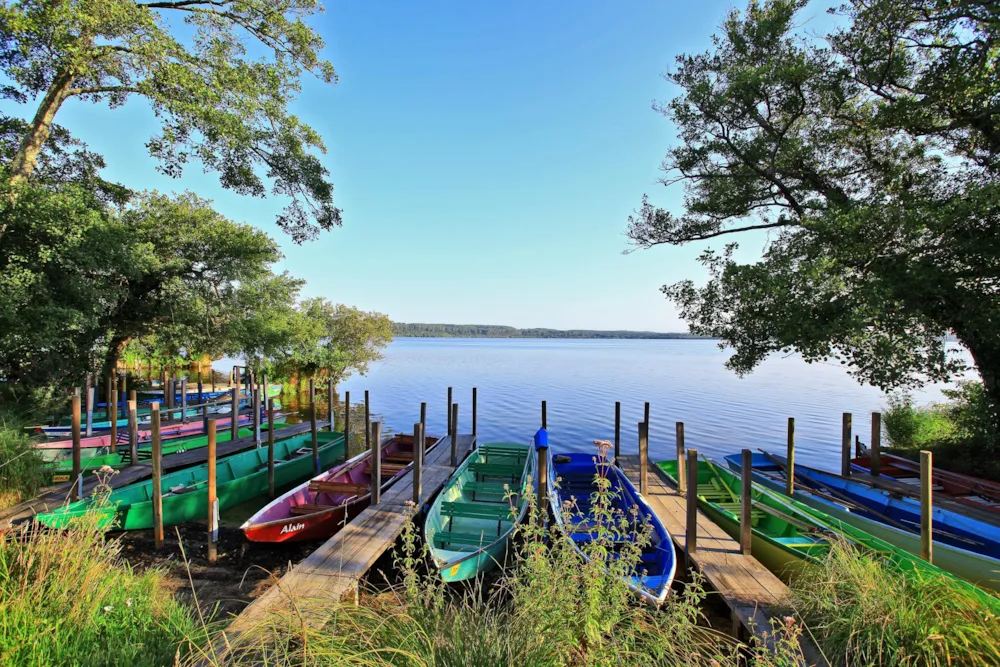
left=0, top=0, right=340, bottom=241
left=628, top=0, right=1000, bottom=411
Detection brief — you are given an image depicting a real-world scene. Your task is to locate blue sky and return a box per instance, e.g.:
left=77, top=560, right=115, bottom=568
left=18, top=0, right=831, bottom=331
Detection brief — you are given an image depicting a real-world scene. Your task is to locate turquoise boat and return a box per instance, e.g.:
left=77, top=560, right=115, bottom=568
left=35, top=430, right=345, bottom=531
left=425, top=442, right=535, bottom=582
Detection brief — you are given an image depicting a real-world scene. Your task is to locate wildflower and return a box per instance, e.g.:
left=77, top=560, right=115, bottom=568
left=710, top=661, right=721, bottom=667
left=99, top=465, right=116, bottom=474
left=503, top=483, right=510, bottom=490
left=104, top=605, right=113, bottom=612
left=593, top=439, right=612, bottom=459
left=403, top=500, right=416, bottom=508
left=126, top=599, right=132, bottom=608
left=783, top=615, right=796, bottom=625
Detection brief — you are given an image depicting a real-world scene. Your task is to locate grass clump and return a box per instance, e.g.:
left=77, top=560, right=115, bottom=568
left=0, top=484, right=201, bottom=666
left=792, top=540, right=1000, bottom=666
left=0, top=411, right=46, bottom=509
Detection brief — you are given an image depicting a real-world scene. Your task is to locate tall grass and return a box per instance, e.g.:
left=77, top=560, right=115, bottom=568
left=0, top=411, right=46, bottom=509
left=791, top=540, right=1000, bottom=666
left=0, top=481, right=202, bottom=666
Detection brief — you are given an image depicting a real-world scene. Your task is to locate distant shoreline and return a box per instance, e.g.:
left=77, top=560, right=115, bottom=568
left=392, top=323, right=712, bottom=340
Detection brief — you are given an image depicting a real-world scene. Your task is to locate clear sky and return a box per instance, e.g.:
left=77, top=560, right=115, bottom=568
left=29, top=0, right=829, bottom=331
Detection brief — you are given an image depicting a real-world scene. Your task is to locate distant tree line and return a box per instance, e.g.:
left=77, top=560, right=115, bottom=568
left=392, top=323, right=708, bottom=339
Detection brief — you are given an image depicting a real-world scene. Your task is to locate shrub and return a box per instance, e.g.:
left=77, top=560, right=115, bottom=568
left=0, top=413, right=46, bottom=509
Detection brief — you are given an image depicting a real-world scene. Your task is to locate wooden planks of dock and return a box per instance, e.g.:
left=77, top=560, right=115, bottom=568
left=214, top=433, right=475, bottom=646
left=617, top=455, right=827, bottom=666
left=0, top=421, right=327, bottom=527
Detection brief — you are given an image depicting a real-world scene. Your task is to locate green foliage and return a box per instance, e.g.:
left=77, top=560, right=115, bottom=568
left=792, top=539, right=1000, bottom=666
left=0, top=413, right=45, bottom=509
left=883, top=393, right=956, bottom=451
left=0, top=500, right=200, bottom=666
left=0, top=0, right=340, bottom=240
left=628, top=0, right=1000, bottom=410
left=393, top=323, right=704, bottom=339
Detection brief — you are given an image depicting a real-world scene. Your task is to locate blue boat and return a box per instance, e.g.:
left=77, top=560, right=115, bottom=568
left=723, top=452, right=1000, bottom=592
left=547, top=451, right=676, bottom=604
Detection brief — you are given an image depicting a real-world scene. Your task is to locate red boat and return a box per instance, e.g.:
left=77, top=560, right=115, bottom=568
left=852, top=452, right=1000, bottom=514
left=241, top=433, right=440, bottom=543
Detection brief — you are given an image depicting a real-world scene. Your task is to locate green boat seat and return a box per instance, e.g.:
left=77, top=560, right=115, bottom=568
left=441, top=501, right=513, bottom=521
left=461, top=481, right=511, bottom=496
left=432, top=530, right=498, bottom=547
left=716, top=502, right=767, bottom=523
left=468, top=462, right=522, bottom=479
left=479, top=445, right=528, bottom=458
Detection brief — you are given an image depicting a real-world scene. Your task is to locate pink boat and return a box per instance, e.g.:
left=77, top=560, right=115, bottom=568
left=242, top=433, right=440, bottom=543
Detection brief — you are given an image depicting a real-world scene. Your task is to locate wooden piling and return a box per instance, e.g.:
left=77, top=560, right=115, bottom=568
left=413, top=422, right=424, bottom=506
left=537, top=440, right=549, bottom=516
left=309, top=376, right=315, bottom=406
left=109, top=374, right=118, bottom=454
left=786, top=417, right=795, bottom=496
left=420, top=402, right=426, bottom=431
left=207, top=418, right=218, bottom=563
left=472, top=387, right=477, bottom=442
left=871, top=412, right=882, bottom=477
left=151, top=403, right=164, bottom=550
left=267, top=398, right=276, bottom=497
left=71, top=393, right=82, bottom=500
left=328, top=378, right=336, bottom=431
left=644, top=401, right=650, bottom=430
left=253, top=374, right=262, bottom=444
left=85, top=379, right=94, bottom=437
left=740, top=449, right=752, bottom=555
left=447, top=386, right=453, bottom=435
left=230, top=387, right=239, bottom=441
left=311, top=401, right=320, bottom=474
left=676, top=422, right=686, bottom=495
left=344, top=391, right=351, bottom=452
left=364, top=390, right=371, bottom=454
left=181, top=378, right=188, bottom=424
left=197, top=380, right=204, bottom=409
left=614, top=401, right=621, bottom=462
left=685, top=448, right=698, bottom=569
left=128, top=397, right=138, bottom=466
left=451, top=403, right=459, bottom=467
left=120, top=373, right=127, bottom=419
left=841, top=412, right=852, bottom=476
left=371, top=422, right=382, bottom=505
left=921, top=450, right=933, bottom=563
left=165, top=377, right=174, bottom=425
left=541, top=400, right=547, bottom=429
left=105, top=374, right=112, bottom=423
left=638, top=422, right=648, bottom=495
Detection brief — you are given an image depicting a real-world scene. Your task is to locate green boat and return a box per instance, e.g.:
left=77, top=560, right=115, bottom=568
left=425, top=442, right=535, bottom=582
left=39, top=419, right=291, bottom=485
left=35, top=430, right=345, bottom=531
left=657, top=459, right=1000, bottom=612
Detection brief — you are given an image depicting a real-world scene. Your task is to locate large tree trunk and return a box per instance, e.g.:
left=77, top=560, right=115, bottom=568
left=953, top=325, right=1000, bottom=431
left=8, top=68, right=77, bottom=186
left=102, top=334, right=132, bottom=379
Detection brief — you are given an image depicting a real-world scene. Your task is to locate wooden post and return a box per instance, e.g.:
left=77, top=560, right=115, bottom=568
left=871, top=412, right=882, bottom=477
left=311, top=401, right=320, bottom=474
left=267, top=398, right=276, bottom=497
left=541, top=400, right=547, bottom=429
left=253, top=373, right=262, bottom=445
left=413, top=422, right=424, bottom=506
left=120, top=373, right=127, bottom=419
left=786, top=417, right=795, bottom=496
left=921, top=450, right=933, bottom=563
left=207, top=418, right=218, bottom=563
left=676, top=422, right=686, bottom=495
left=472, top=387, right=477, bottom=443
left=364, top=390, right=371, bottom=454
left=128, top=391, right=138, bottom=463
left=85, top=378, right=94, bottom=437
left=370, top=421, right=382, bottom=505
left=197, top=380, right=204, bottom=408
left=151, top=403, right=164, bottom=550
left=638, top=422, right=648, bottom=495
left=614, top=401, right=621, bottom=462
left=71, top=393, right=82, bottom=500
left=109, top=375, right=118, bottom=454
left=420, top=402, right=426, bottom=431
left=644, top=401, right=650, bottom=431
left=740, top=449, right=752, bottom=555
left=451, top=403, right=459, bottom=467
left=328, top=378, right=336, bottom=431
left=537, top=438, right=549, bottom=517
left=180, top=378, right=188, bottom=424
left=105, top=374, right=112, bottom=422
left=841, top=412, right=852, bottom=476
left=447, top=386, right=453, bottom=435
left=344, top=391, right=351, bottom=452
left=210, top=366, right=215, bottom=391
left=230, top=387, right=239, bottom=441
left=165, top=377, right=175, bottom=425
left=309, top=376, right=316, bottom=406
left=685, top=448, right=698, bottom=569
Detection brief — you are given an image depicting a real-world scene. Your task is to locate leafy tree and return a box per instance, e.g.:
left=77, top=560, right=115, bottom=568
left=0, top=0, right=340, bottom=241
left=627, top=0, right=1000, bottom=414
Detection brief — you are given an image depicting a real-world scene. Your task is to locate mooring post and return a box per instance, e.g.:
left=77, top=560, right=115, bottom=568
left=451, top=403, right=459, bottom=467
left=104, top=374, right=112, bottom=424
left=128, top=393, right=138, bottom=466
left=309, top=376, right=316, bottom=407
left=541, top=400, right=547, bottom=429
left=85, top=378, right=94, bottom=437
left=120, top=373, right=128, bottom=420
left=644, top=401, right=650, bottom=432
left=328, top=378, right=336, bottom=431
left=413, top=422, right=424, bottom=506
left=109, top=375, right=118, bottom=454
left=472, top=387, right=478, bottom=445
left=638, top=422, right=648, bottom=495
left=364, top=390, right=371, bottom=454
left=921, top=450, right=933, bottom=563
left=841, top=412, right=853, bottom=476
left=254, top=374, right=263, bottom=445
left=197, top=379, right=204, bottom=410
left=311, top=401, right=320, bottom=474
left=230, top=387, right=239, bottom=441
left=267, top=398, right=276, bottom=497
left=685, top=448, right=698, bottom=570
left=420, top=401, right=426, bottom=432
left=344, top=391, right=351, bottom=452
left=676, top=422, right=686, bottom=495
left=207, top=418, right=218, bottom=563
left=535, top=428, right=549, bottom=519
left=786, top=417, right=795, bottom=496
left=165, top=376, right=174, bottom=425
left=180, top=378, right=188, bottom=424
left=371, top=421, right=382, bottom=505
left=151, top=403, right=164, bottom=550
left=871, top=412, right=882, bottom=477
left=247, top=370, right=256, bottom=440
left=71, top=392, right=82, bottom=500
left=447, top=386, right=453, bottom=435
left=740, top=449, right=752, bottom=555
left=614, top=402, right=621, bottom=463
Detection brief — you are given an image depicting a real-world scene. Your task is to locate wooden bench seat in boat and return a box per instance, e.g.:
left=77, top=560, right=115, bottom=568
left=382, top=452, right=414, bottom=463
left=441, top=501, right=513, bottom=521
left=478, top=444, right=527, bottom=458
left=461, top=481, right=511, bottom=496
left=432, top=530, right=499, bottom=547
left=308, top=481, right=369, bottom=494
left=289, top=503, right=336, bottom=516
left=468, top=461, right=522, bottom=479
left=366, top=462, right=407, bottom=475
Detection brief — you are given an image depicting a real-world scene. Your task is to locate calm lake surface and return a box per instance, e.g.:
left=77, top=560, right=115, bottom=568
left=317, top=338, right=967, bottom=473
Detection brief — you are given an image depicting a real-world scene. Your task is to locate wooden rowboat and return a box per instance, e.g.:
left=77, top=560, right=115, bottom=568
left=550, top=451, right=676, bottom=604
left=242, top=433, right=440, bottom=543
left=852, top=452, right=1000, bottom=515
left=425, top=442, right=534, bottom=582
left=34, top=429, right=346, bottom=531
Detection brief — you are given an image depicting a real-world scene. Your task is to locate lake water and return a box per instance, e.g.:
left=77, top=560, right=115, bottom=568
left=268, top=337, right=967, bottom=474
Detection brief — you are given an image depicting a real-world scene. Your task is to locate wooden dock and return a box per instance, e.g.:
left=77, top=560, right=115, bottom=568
left=215, top=433, right=474, bottom=643
left=0, top=421, right=327, bottom=527
left=618, top=456, right=827, bottom=666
